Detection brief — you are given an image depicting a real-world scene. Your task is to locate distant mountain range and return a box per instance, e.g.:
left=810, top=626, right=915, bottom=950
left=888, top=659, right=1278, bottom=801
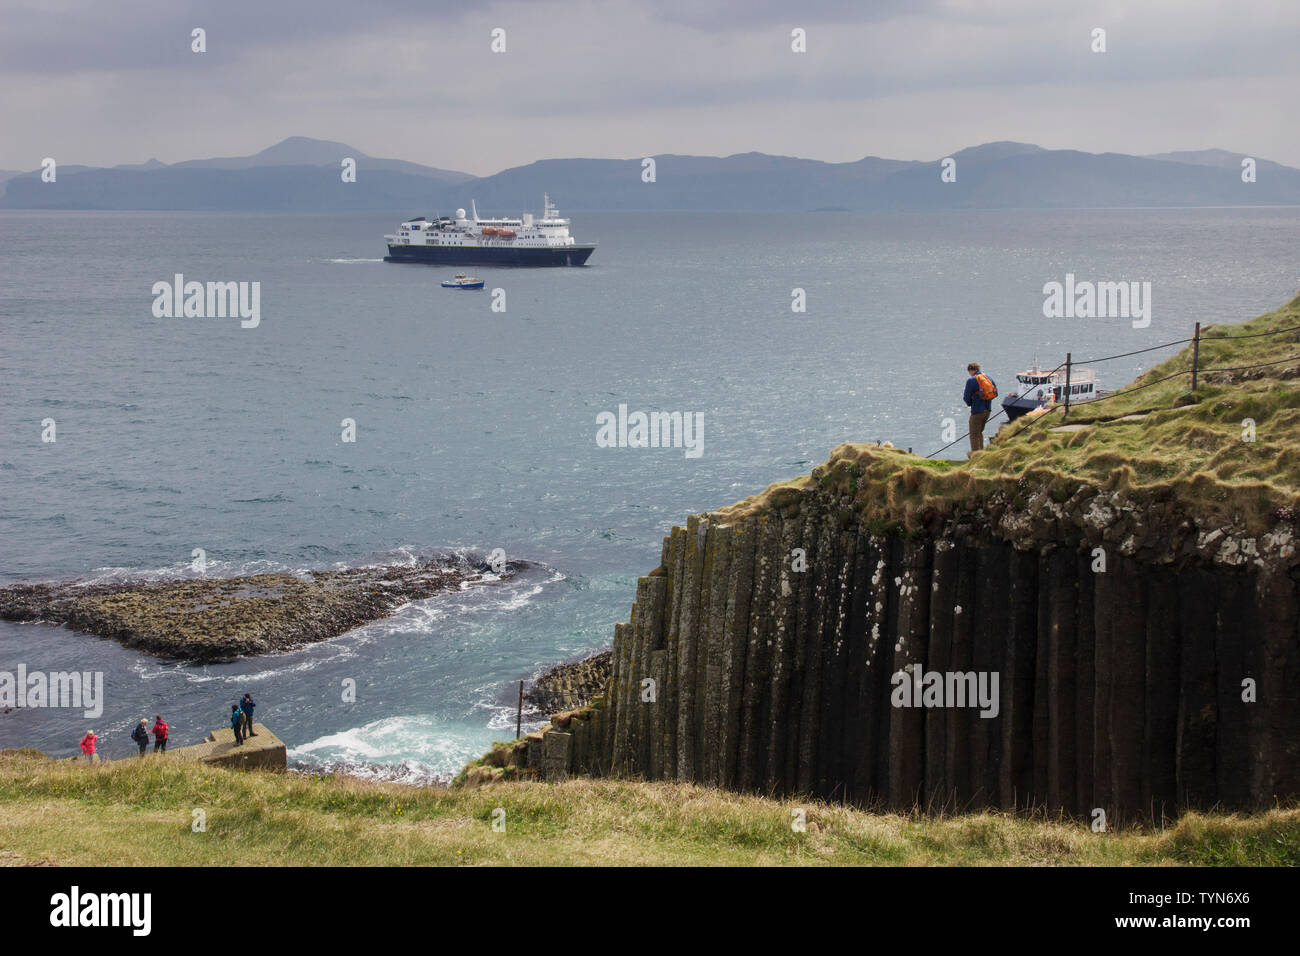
left=3, top=136, right=1298, bottom=212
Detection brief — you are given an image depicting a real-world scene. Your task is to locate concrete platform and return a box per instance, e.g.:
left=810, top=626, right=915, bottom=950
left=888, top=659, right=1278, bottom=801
left=165, top=723, right=286, bottom=770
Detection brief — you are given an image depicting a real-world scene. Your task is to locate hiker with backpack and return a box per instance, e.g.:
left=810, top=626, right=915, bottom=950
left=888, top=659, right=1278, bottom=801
left=963, top=362, right=998, bottom=453
left=131, top=718, right=150, bottom=756
left=240, top=693, right=258, bottom=738
left=151, top=714, right=169, bottom=753
left=230, top=704, right=245, bottom=745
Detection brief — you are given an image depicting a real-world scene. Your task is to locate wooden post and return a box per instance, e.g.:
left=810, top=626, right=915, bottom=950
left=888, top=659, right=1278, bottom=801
left=516, top=680, right=524, bottom=740
left=1062, top=353, right=1072, bottom=418
left=1191, top=322, right=1201, bottom=392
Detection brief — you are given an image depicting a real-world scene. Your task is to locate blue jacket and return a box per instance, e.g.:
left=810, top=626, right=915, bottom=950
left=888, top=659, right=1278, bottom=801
left=240, top=697, right=256, bottom=717
left=964, top=375, right=996, bottom=414
left=231, top=709, right=243, bottom=730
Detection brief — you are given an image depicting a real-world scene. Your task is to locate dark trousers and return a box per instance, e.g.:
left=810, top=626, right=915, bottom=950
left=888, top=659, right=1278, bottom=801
left=137, top=741, right=148, bottom=756
left=233, top=723, right=244, bottom=744
left=969, top=410, right=990, bottom=451
left=154, top=738, right=167, bottom=752
left=243, top=712, right=256, bottom=735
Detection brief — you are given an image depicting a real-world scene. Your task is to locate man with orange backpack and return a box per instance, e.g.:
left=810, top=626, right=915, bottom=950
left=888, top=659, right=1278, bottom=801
left=963, top=362, right=998, bottom=452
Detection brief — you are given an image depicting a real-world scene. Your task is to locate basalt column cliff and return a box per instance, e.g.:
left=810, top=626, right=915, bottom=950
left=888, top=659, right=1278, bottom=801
left=474, top=296, right=1300, bottom=821
left=590, top=485, right=1298, bottom=819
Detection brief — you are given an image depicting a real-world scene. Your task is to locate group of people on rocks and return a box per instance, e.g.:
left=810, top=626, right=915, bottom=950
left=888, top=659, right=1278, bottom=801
left=76, top=693, right=259, bottom=758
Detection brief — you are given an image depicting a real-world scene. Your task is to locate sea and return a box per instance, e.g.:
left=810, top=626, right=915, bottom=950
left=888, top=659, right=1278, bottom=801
left=1, top=206, right=1297, bottom=780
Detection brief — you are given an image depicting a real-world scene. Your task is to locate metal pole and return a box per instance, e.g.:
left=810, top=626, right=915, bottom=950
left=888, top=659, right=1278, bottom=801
left=1063, top=353, right=1072, bottom=418
left=516, top=680, right=523, bottom=739
left=1191, top=322, right=1201, bottom=392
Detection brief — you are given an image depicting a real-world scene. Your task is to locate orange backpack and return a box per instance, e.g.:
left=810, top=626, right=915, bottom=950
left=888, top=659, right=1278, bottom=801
left=974, top=373, right=997, bottom=401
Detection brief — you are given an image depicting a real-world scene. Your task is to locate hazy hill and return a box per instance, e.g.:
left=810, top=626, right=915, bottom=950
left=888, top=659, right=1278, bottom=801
left=112, top=158, right=168, bottom=171
left=948, top=141, right=1044, bottom=163
left=0, top=136, right=473, bottom=207
left=0, top=165, right=455, bottom=211
left=460, top=142, right=1300, bottom=211
left=168, top=135, right=473, bottom=182
left=2, top=137, right=1297, bottom=211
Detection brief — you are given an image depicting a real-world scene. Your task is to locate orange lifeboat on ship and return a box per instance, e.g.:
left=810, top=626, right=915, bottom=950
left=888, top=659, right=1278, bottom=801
left=498, top=228, right=516, bottom=239
left=481, top=226, right=498, bottom=236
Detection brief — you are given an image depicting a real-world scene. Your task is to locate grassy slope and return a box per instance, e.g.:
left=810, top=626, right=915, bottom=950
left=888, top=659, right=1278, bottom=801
left=717, top=293, right=1300, bottom=535
left=1, top=754, right=1297, bottom=866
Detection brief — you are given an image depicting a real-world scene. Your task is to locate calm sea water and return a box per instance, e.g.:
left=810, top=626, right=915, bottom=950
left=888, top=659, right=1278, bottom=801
left=1, top=207, right=1297, bottom=778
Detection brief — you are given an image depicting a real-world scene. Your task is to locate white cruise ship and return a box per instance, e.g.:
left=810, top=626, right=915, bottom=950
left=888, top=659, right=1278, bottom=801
left=384, top=194, right=595, bottom=267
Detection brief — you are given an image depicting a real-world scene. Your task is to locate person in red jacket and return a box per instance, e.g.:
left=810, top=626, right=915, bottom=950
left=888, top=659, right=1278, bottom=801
left=79, top=729, right=97, bottom=759
left=151, top=715, right=169, bottom=753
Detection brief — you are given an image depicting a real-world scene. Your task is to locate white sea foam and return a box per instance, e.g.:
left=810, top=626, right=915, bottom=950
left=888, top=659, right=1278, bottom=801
left=290, top=714, right=489, bottom=783
left=295, top=726, right=386, bottom=759
left=75, top=558, right=273, bottom=586
left=72, top=547, right=490, bottom=588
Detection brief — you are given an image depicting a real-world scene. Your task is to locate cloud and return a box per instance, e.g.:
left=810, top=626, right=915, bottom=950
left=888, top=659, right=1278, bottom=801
left=0, top=0, right=522, bottom=72
left=2, top=0, right=1298, bottom=173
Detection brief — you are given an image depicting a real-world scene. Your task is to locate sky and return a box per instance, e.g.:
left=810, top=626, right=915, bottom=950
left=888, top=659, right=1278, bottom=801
left=3, top=0, right=1299, bottom=175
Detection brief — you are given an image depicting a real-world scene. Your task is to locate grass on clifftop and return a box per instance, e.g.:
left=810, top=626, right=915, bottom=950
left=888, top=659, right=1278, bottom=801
left=716, top=292, right=1300, bottom=536
left=1, top=753, right=1297, bottom=866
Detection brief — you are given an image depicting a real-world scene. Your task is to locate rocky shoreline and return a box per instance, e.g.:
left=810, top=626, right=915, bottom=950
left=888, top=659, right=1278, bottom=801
left=525, top=651, right=612, bottom=713
left=0, top=558, right=522, bottom=663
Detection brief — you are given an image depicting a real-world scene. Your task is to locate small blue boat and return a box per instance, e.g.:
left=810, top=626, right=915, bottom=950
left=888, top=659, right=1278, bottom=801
left=440, top=274, right=485, bottom=289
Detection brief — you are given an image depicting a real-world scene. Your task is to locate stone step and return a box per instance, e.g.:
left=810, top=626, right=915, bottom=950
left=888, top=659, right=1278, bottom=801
left=158, top=724, right=284, bottom=770
left=168, top=740, right=224, bottom=761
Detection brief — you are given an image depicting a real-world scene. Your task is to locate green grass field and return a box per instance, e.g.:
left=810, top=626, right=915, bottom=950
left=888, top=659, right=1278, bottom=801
left=1, top=753, right=1296, bottom=866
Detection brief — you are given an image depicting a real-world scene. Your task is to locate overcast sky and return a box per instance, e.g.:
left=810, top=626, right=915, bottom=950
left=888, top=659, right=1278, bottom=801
left=4, top=0, right=1299, bottom=174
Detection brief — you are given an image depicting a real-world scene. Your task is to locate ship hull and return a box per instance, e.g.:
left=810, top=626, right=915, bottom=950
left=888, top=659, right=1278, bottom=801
left=385, top=244, right=596, bottom=267
left=1002, top=398, right=1038, bottom=421
left=1004, top=394, right=1065, bottom=420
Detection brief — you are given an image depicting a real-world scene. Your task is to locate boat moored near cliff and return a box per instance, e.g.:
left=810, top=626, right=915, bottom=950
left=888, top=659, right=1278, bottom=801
left=384, top=194, right=596, bottom=267
left=1001, top=362, right=1109, bottom=420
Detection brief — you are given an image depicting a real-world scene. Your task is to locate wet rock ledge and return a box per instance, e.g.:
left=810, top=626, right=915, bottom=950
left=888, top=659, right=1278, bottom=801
left=526, top=651, right=612, bottom=713
left=0, top=558, right=521, bottom=663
